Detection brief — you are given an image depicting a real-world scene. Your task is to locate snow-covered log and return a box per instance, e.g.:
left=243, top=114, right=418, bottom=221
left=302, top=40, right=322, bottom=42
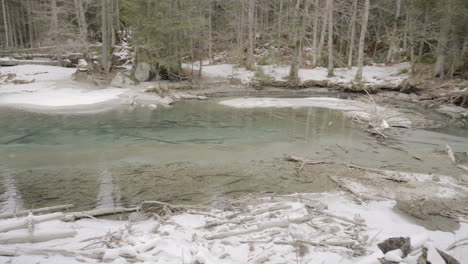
left=63, top=207, right=138, bottom=221
left=0, top=229, right=76, bottom=244
left=0, top=213, right=64, bottom=233
left=0, top=204, right=74, bottom=219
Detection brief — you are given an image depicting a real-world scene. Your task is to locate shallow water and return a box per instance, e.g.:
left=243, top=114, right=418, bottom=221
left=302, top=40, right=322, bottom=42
left=0, top=99, right=467, bottom=211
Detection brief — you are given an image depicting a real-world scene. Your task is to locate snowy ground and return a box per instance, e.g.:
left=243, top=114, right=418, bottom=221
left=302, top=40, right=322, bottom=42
left=220, top=97, right=413, bottom=129
left=0, top=192, right=466, bottom=264
left=0, top=65, right=127, bottom=109
left=0, top=65, right=198, bottom=112
left=187, top=62, right=410, bottom=87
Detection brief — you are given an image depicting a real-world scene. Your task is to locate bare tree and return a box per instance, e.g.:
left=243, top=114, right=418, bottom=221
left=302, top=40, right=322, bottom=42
left=246, top=0, right=255, bottom=70
left=355, top=0, right=370, bottom=82
left=327, top=0, right=334, bottom=77
left=101, top=0, right=111, bottom=73
left=1, top=0, right=9, bottom=48
left=347, top=0, right=358, bottom=68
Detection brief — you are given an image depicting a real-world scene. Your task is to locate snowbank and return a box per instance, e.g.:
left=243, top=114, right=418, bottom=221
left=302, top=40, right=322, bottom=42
left=0, top=87, right=126, bottom=107
left=187, top=62, right=410, bottom=87
left=219, top=97, right=412, bottom=128
left=0, top=193, right=466, bottom=264
left=0, top=65, right=126, bottom=108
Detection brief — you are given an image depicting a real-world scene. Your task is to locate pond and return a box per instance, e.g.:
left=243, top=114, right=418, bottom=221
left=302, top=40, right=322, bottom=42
left=0, top=99, right=467, bottom=212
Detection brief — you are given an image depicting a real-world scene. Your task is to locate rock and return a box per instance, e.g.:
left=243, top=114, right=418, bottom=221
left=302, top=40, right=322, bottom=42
left=72, top=70, right=95, bottom=82
left=111, top=72, right=137, bottom=88
left=377, top=237, right=411, bottom=258
left=160, top=96, right=174, bottom=105
left=436, top=249, right=461, bottom=264
left=384, top=249, right=404, bottom=262
left=148, top=104, right=157, bottom=109
left=134, top=62, right=152, bottom=82
left=436, top=105, right=468, bottom=119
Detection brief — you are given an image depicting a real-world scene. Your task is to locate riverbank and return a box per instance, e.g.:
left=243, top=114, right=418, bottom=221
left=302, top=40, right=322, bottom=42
left=0, top=189, right=467, bottom=264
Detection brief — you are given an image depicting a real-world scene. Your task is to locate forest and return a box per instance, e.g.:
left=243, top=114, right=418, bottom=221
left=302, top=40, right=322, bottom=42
left=0, top=1, right=468, bottom=264
left=1, top=0, right=467, bottom=80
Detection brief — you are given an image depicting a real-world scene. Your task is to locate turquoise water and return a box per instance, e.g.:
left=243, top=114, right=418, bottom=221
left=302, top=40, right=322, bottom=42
left=0, top=99, right=467, bottom=211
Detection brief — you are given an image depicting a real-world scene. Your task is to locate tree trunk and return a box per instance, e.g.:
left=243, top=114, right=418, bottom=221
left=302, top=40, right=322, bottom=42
left=246, top=0, right=255, bottom=70
left=387, top=0, right=401, bottom=63
left=316, top=0, right=328, bottom=67
left=434, top=0, right=451, bottom=79
left=326, top=0, right=334, bottom=77
left=101, top=0, right=111, bottom=73
left=355, top=0, right=370, bottom=82
left=27, top=0, right=34, bottom=47
left=347, top=0, right=358, bottom=68
left=311, top=0, right=319, bottom=67
left=208, top=0, right=213, bottom=63
left=289, top=0, right=303, bottom=82
left=51, top=0, right=58, bottom=38
left=1, top=0, right=9, bottom=48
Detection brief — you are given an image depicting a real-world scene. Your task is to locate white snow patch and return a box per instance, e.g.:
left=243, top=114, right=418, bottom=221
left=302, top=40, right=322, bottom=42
left=219, top=97, right=412, bottom=127
left=1, top=193, right=466, bottom=264
left=0, top=65, right=127, bottom=108
left=187, top=63, right=410, bottom=87
left=0, top=87, right=126, bottom=107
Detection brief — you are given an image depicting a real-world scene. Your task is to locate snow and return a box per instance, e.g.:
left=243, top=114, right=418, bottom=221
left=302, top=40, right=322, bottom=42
left=188, top=62, right=410, bottom=87
left=0, top=65, right=127, bottom=108
left=219, top=97, right=413, bottom=128
left=0, top=193, right=466, bottom=264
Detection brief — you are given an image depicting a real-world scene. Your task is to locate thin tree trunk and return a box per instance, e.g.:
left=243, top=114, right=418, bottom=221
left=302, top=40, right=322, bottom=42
left=289, top=0, right=303, bottom=82
left=311, top=0, right=319, bottom=67
left=355, top=0, right=370, bottom=82
left=326, top=0, right=334, bottom=77
left=246, top=0, right=255, bottom=70
left=101, top=0, right=111, bottom=73
left=347, top=0, right=358, bottom=68
left=387, top=0, right=401, bottom=63
left=434, top=0, right=451, bottom=78
left=316, top=0, right=329, bottom=67
left=208, top=0, right=213, bottom=63
left=51, top=0, right=58, bottom=38
left=27, top=0, right=33, bottom=47
left=1, top=0, right=9, bottom=48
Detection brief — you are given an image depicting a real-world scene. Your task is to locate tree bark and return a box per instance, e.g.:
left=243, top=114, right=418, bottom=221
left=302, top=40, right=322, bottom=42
left=101, top=0, right=111, bottom=73
left=311, top=0, right=319, bottom=67
left=434, top=0, right=451, bottom=78
left=387, top=0, right=401, bottom=63
left=208, top=0, right=213, bottom=63
left=246, top=0, right=255, bottom=70
left=51, top=0, right=58, bottom=37
left=326, top=0, right=334, bottom=77
left=347, top=0, right=358, bottom=68
left=289, top=0, right=303, bottom=82
left=355, top=0, right=370, bottom=82
left=316, top=0, right=328, bottom=67
left=1, top=0, right=9, bottom=48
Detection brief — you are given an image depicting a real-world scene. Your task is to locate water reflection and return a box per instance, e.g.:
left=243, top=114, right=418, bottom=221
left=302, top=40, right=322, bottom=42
left=0, top=100, right=466, bottom=211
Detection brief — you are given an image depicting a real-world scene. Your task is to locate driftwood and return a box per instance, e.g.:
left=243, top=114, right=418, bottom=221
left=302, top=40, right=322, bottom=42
left=0, top=247, right=76, bottom=257
left=0, top=229, right=77, bottom=244
left=63, top=207, right=138, bottom=221
left=0, top=213, right=64, bottom=233
left=205, top=216, right=314, bottom=240
left=446, top=145, right=456, bottom=164
left=0, top=204, right=74, bottom=219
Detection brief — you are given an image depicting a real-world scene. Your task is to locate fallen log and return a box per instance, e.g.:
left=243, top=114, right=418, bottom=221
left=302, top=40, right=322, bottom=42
left=0, top=204, right=74, bottom=219
left=0, top=229, right=77, bottom=244
left=205, top=215, right=314, bottom=240
left=0, top=213, right=64, bottom=233
left=63, top=207, right=138, bottom=221
left=0, top=246, right=76, bottom=257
